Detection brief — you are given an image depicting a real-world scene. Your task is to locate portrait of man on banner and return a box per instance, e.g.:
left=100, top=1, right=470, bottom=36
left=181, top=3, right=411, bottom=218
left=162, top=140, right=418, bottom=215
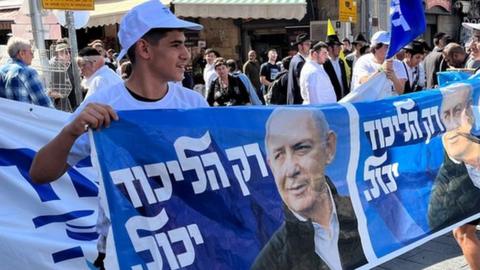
left=428, top=83, right=480, bottom=231
left=252, top=108, right=367, bottom=270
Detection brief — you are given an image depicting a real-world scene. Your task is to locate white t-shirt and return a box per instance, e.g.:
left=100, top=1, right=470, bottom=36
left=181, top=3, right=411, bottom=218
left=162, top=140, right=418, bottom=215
left=203, top=63, right=217, bottom=93
left=300, top=60, right=337, bottom=105
left=67, top=82, right=208, bottom=166
left=82, top=65, right=123, bottom=99
left=351, top=53, right=407, bottom=92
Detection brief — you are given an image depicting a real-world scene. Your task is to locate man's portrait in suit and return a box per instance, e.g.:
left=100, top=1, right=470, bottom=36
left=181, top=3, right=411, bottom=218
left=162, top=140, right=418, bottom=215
left=428, top=84, right=480, bottom=230
left=252, top=108, right=367, bottom=270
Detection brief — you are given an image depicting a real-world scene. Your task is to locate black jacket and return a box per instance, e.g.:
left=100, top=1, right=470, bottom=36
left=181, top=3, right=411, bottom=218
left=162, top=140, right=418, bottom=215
left=252, top=178, right=367, bottom=270
left=323, top=59, right=350, bottom=100
left=287, top=53, right=306, bottom=104
left=428, top=151, right=480, bottom=230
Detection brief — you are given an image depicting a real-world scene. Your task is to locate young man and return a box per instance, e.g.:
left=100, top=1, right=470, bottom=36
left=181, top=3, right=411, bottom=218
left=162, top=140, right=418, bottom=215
left=402, top=41, right=425, bottom=93
left=323, top=35, right=350, bottom=99
left=351, top=30, right=407, bottom=96
left=29, top=0, right=206, bottom=268
left=299, top=41, right=336, bottom=104
left=260, top=49, right=281, bottom=93
left=287, top=33, right=312, bottom=104
left=423, top=32, right=452, bottom=88
left=203, top=48, right=220, bottom=96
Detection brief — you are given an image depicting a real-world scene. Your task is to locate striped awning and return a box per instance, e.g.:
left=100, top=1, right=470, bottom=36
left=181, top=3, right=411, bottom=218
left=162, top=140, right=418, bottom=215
left=173, top=0, right=306, bottom=20
left=85, top=0, right=172, bottom=28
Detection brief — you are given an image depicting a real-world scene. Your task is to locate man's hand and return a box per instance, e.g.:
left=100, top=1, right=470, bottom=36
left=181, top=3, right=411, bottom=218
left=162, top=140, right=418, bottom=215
left=383, top=59, right=397, bottom=81
left=65, top=103, right=119, bottom=138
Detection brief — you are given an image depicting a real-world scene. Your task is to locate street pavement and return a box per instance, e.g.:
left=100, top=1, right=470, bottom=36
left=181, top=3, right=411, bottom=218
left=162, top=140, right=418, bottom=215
left=374, top=230, right=479, bottom=270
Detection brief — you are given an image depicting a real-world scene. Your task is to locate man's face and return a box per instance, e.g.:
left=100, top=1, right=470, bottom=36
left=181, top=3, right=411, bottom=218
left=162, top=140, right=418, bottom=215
left=77, top=58, right=98, bottom=78
left=375, top=44, right=389, bottom=61
left=248, top=51, right=256, bottom=61
left=441, top=87, right=475, bottom=161
left=57, top=49, right=71, bottom=63
left=328, top=44, right=341, bottom=58
left=406, top=52, right=423, bottom=67
left=268, top=50, right=278, bottom=62
left=148, top=30, right=190, bottom=82
left=205, top=52, right=216, bottom=65
left=266, top=111, right=336, bottom=217
left=314, top=48, right=329, bottom=64
left=19, top=46, right=34, bottom=66
left=342, top=40, right=351, bottom=50
left=354, top=42, right=365, bottom=51
left=299, top=40, right=312, bottom=55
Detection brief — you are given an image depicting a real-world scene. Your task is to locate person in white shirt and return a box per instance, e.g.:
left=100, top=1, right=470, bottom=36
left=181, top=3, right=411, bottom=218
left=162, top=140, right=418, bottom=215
left=29, top=1, right=206, bottom=269
left=203, top=48, right=220, bottom=96
left=351, top=31, right=407, bottom=96
left=300, top=41, right=336, bottom=105
left=77, top=47, right=123, bottom=100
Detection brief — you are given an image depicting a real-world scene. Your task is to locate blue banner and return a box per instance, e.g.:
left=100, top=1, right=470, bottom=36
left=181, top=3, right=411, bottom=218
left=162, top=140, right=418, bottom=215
left=386, top=0, right=426, bottom=59
left=92, top=77, right=480, bottom=269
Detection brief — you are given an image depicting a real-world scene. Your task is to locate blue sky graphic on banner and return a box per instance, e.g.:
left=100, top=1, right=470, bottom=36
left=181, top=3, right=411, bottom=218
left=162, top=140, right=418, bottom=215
left=386, top=0, right=426, bottom=59
left=92, top=77, right=480, bottom=269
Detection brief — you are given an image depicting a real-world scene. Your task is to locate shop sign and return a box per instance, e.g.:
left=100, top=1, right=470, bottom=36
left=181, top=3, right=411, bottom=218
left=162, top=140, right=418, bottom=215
left=339, top=0, right=357, bottom=23
left=41, top=0, right=94, bottom=10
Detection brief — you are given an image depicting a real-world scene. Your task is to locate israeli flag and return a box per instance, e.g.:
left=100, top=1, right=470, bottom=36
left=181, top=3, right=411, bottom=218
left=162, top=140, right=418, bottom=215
left=386, top=0, right=426, bottom=59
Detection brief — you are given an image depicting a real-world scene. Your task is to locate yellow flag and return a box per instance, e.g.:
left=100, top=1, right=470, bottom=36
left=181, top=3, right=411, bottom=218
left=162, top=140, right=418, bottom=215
left=327, top=19, right=336, bottom=37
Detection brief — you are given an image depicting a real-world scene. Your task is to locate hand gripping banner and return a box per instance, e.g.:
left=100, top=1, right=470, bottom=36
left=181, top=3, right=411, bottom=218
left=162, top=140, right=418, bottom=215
left=91, top=77, right=480, bottom=270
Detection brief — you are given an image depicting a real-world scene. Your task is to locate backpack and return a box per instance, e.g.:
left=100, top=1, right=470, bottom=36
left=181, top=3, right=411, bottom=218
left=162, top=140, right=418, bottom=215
left=265, top=71, right=288, bottom=105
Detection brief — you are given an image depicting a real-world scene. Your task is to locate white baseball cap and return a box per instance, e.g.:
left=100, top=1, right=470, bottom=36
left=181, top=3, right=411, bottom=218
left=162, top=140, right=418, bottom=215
left=117, top=0, right=203, bottom=61
left=462, top=22, right=480, bottom=31
left=370, top=31, right=391, bottom=46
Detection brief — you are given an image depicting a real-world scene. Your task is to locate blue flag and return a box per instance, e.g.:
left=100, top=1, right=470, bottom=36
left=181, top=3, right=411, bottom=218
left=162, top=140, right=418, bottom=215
left=386, top=0, right=426, bottom=59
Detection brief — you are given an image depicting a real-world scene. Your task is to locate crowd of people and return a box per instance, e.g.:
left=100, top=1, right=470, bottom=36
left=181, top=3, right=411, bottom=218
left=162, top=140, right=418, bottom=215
left=0, top=0, right=478, bottom=268
left=1, top=22, right=479, bottom=111
left=195, top=24, right=480, bottom=107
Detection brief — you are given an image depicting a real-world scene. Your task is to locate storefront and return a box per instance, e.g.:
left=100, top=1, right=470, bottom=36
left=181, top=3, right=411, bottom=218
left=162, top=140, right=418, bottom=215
left=173, top=0, right=309, bottom=63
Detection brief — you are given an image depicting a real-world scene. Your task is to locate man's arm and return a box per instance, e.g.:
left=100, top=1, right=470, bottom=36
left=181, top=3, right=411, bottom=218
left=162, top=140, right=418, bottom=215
left=29, top=103, right=118, bottom=184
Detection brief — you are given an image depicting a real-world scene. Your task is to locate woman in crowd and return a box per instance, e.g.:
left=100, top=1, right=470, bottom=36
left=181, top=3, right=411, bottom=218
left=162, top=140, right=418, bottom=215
left=207, top=57, right=250, bottom=106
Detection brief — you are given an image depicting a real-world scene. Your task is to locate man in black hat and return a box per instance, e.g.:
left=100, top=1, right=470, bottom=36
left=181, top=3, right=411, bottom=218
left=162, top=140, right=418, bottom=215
left=423, top=32, right=452, bottom=88
left=346, top=33, right=368, bottom=69
left=341, top=37, right=352, bottom=55
left=401, top=41, right=425, bottom=93
left=287, top=33, right=311, bottom=104
left=323, top=35, right=350, bottom=100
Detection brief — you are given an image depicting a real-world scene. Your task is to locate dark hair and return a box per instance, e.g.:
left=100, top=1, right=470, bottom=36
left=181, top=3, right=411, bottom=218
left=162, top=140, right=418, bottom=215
left=433, top=32, right=446, bottom=46
left=213, top=57, right=227, bottom=69
left=311, top=41, right=328, bottom=52
left=370, top=43, right=385, bottom=54
left=281, top=56, right=292, bottom=70
left=78, top=47, right=101, bottom=57
left=126, top=28, right=183, bottom=65
left=226, top=59, right=237, bottom=72
left=205, top=48, right=220, bottom=57
left=120, top=61, right=132, bottom=80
